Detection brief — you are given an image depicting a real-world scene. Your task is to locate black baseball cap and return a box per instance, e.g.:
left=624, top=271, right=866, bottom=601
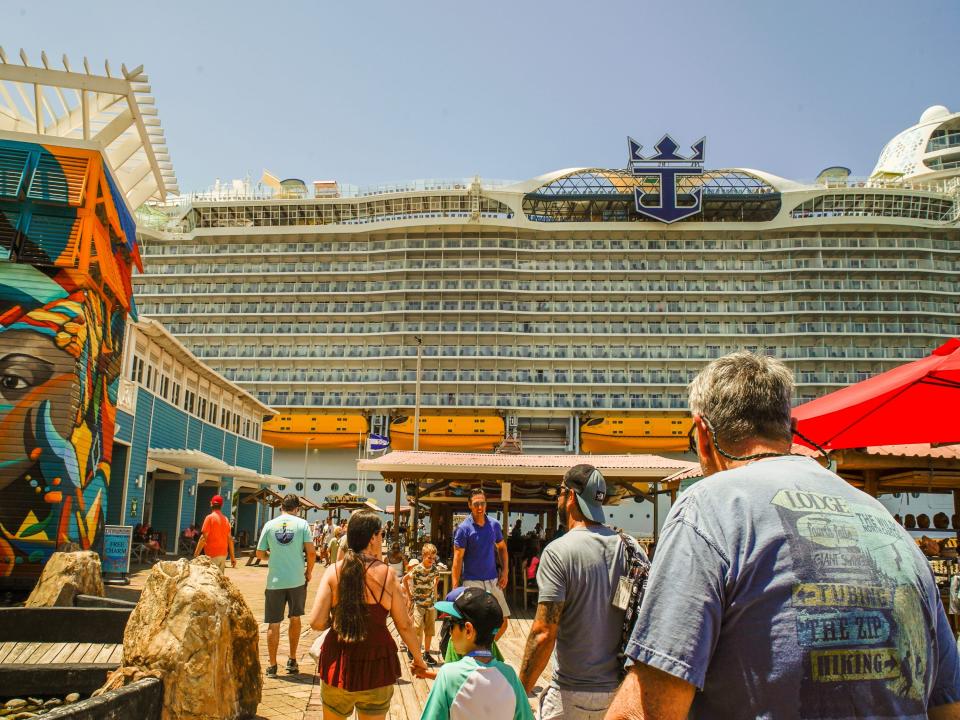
left=435, top=587, right=502, bottom=640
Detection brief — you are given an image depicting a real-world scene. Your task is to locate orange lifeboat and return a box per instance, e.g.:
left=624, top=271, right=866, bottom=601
left=580, top=416, right=692, bottom=454
left=262, top=413, right=368, bottom=450
left=390, top=415, right=505, bottom=452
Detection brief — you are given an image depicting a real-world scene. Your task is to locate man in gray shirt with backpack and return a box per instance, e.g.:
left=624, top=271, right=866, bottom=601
left=519, top=464, right=648, bottom=719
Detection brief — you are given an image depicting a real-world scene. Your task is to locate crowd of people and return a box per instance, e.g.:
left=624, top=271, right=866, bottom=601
left=196, top=351, right=960, bottom=719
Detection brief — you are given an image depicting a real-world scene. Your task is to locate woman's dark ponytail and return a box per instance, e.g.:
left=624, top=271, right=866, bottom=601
left=332, top=511, right=382, bottom=643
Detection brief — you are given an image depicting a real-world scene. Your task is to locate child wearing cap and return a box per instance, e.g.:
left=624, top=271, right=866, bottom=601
left=420, top=587, right=533, bottom=720
left=438, top=586, right=505, bottom=663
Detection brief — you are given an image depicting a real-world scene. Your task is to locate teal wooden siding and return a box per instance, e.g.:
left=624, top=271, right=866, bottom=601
left=149, top=398, right=188, bottom=448
left=262, top=445, right=274, bottom=474
left=179, top=468, right=198, bottom=531
left=119, top=385, right=272, bottom=540
left=201, top=425, right=224, bottom=458
left=115, top=410, right=134, bottom=444
left=187, top=417, right=202, bottom=450
left=123, top=388, right=153, bottom=525
left=237, top=438, right=261, bottom=472
left=223, top=434, right=237, bottom=465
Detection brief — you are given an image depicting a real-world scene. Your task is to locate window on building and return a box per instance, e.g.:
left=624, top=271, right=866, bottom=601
left=131, top=356, right=145, bottom=383
left=295, top=482, right=304, bottom=491
left=331, top=482, right=340, bottom=492
left=349, top=483, right=357, bottom=492
left=313, top=483, right=321, bottom=492
left=385, top=483, right=394, bottom=494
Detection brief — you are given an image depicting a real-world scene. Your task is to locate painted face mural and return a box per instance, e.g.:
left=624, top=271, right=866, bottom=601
left=0, top=141, right=139, bottom=585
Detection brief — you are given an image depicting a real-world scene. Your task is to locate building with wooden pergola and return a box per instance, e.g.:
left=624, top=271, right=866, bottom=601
left=357, top=451, right=697, bottom=552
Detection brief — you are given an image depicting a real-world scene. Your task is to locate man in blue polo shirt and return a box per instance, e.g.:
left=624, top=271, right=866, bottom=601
left=452, top=488, right=510, bottom=640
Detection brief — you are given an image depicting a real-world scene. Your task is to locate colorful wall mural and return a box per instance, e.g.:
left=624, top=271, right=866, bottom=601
left=0, top=140, right=141, bottom=587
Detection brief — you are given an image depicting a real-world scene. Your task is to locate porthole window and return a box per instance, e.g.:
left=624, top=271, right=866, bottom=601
left=385, top=483, right=394, bottom=493
left=313, top=483, right=321, bottom=492
left=349, top=483, right=357, bottom=492
left=331, top=483, right=340, bottom=492
left=295, top=482, right=304, bottom=492
left=367, top=483, right=376, bottom=493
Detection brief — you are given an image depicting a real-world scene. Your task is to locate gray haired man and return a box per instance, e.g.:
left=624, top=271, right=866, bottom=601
left=607, top=352, right=960, bottom=720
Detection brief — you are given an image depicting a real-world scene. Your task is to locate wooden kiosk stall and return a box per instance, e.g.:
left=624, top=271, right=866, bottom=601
left=357, top=451, right=698, bottom=554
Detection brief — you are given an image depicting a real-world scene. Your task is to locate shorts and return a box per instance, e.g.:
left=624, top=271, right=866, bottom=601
left=264, top=584, right=307, bottom=624
left=210, top=555, right=227, bottom=571
left=537, top=685, right=616, bottom=720
left=321, top=682, right=393, bottom=718
left=413, top=605, right=437, bottom=637
left=463, top=579, right=511, bottom=617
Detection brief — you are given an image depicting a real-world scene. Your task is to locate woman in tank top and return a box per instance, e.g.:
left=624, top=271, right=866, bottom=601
left=309, top=510, right=426, bottom=719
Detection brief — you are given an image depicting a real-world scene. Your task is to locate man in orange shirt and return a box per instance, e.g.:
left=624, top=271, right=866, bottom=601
left=194, top=495, right=236, bottom=571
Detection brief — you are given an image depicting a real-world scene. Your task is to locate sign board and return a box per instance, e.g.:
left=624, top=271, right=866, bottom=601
left=627, top=134, right=705, bottom=223
left=101, top=524, right=133, bottom=577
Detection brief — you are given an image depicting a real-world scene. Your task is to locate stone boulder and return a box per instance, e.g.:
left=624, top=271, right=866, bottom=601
left=26, top=550, right=105, bottom=607
left=97, top=556, right=261, bottom=720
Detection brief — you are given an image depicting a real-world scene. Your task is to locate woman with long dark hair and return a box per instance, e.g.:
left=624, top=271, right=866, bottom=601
left=309, top=510, right=426, bottom=719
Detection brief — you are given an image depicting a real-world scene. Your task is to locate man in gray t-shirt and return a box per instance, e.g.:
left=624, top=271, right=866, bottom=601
left=608, top=352, right=960, bottom=720
left=519, top=464, right=643, bottom=720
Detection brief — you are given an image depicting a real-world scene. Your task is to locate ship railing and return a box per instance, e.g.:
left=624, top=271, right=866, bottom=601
left=815, top=176, right=959, bottom=193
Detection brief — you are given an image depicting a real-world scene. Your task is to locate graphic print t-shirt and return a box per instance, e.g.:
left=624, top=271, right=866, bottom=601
left=411, top=562, right=439, bottom=608
left=257, top=513, right=311, bottom=589
left=627, top=455, right=960, bottom=719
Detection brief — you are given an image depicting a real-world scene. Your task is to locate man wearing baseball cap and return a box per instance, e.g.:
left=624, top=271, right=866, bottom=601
left=519, top=464, right=646, bottom=719
left=194, top=494, right=236, bottom=571
left=421, top=587, right=533, bottom=720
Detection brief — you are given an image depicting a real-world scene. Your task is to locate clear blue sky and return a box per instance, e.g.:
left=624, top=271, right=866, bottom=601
left=6, top=0, right=959, bottom=192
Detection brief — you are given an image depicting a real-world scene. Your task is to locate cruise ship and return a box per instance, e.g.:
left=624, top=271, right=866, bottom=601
left=133, top=105, right=960, bottom=530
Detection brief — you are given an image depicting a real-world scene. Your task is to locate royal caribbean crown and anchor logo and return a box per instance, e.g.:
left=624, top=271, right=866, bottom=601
left=627, top=134, right=706, bottom=223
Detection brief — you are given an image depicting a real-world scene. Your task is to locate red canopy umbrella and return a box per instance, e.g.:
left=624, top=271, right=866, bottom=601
left=793, top=338, right=960, bottom=450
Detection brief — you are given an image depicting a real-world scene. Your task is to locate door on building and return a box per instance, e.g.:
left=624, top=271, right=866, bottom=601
left=107, top=443, right=129, bottom=526
left=194, top=484, right=219, bottom=528
left=143, top=473, right=155, bottom=529
left=236, top=492, right=258, bottom=548
left=144, top=472, right=183, bottom=555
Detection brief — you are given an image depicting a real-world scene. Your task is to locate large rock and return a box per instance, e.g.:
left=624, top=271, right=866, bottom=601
left=97, top=556, right=261, bottom=720
left=26, top=550, right=105, bottom=607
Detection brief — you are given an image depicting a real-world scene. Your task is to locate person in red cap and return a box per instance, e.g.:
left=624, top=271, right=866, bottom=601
left=194, top=494, right=236, bottom=571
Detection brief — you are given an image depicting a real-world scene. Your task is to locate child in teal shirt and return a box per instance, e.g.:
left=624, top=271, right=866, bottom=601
left=420, top=587, right=532, bottom=720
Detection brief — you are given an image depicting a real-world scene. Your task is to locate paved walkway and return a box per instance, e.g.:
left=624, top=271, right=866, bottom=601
left=126, top=556, right=551, bottom=719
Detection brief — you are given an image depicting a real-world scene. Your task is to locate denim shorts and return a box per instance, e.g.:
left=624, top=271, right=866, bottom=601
left=321, top=682, right=394, bottom=718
